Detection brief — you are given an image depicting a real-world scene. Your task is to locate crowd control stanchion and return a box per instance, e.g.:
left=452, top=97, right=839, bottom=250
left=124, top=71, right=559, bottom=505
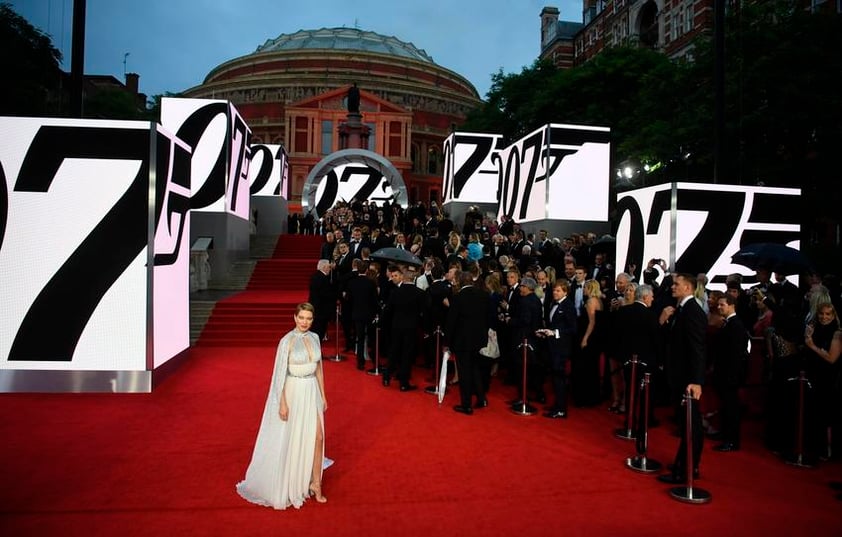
left=615, top=355, right=641, bottom=440
left=511, top=338, right=536, bottom=416
left=785, top=370, right=814, bottom=468
left=366, top=315, right=381, bottom=376
left=626, top=373, right=662, bottom=473
left=329, top=302, right=344, bottom=362
left=425, top=325, right=444, bottom=396
left=668, top=391, right=711, bottom=504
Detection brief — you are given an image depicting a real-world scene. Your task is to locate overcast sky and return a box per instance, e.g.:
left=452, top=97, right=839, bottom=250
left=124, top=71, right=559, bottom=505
left=11, top=0, right=582, bottom=99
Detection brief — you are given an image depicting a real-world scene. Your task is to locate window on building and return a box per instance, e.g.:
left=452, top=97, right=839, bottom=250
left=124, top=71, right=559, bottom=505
left=411, top=143, right=420, bottom=172
left=321, top=120, right=333, bottom=155
left=294, top=116, right=309, bottom=153
left=388, top=121, right=403, bottom=158
left=684, top=0, right=693, bottom=33
left=366, top=123, right=376, bottom=151
left=427, top=147, right=440, bottom=175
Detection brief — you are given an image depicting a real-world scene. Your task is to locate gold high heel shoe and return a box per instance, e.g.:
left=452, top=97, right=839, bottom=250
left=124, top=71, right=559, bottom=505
left=308, top=482, right=327, bottom=503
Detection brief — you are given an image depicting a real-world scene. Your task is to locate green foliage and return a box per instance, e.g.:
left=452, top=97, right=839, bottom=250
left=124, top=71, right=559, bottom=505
left=0, top=2, right=63, bottom=116
left=465, top=2, right=840, bottom=193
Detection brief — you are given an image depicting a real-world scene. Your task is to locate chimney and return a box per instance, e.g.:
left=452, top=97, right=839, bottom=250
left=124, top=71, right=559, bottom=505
left=125, top=72, right=139, bottom=94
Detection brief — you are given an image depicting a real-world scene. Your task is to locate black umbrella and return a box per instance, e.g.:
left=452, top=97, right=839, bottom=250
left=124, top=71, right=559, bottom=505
left=731, top=243, right=813, bottom=275
left=370, top=247, right=423, bottom=267
left=590, top=234, right=616, bottom=254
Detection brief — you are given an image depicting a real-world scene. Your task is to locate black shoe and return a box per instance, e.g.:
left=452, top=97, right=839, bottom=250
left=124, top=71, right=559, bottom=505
left=713, top=442, right=740, bottom=452
left=664, top=466, right=700, bottom=480
left=400, top=384, right=418, bottom=392
left=657, top=473, right=687, bottom=485
left=382, top=377, right=390, bottom=387
left=453, top=404, right=473, bottom=415
left=474, top=399, right=488, bottom=409
left=357, top=361, right=365, bottom=371
left=508, top=399, right=524, bottom=406
left=544, top=410, right=568, bottom=419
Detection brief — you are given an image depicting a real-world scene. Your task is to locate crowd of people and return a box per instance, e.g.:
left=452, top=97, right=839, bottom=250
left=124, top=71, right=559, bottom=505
left=300, top=199, right=841, bottom=486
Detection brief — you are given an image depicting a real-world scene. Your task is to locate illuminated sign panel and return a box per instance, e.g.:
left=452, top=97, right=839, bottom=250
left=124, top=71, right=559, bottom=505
left=615, top=183, right=801, bottom=288
left=0, top=118, right=190, bottom=373
left=443, top=124, right=610, bottom=224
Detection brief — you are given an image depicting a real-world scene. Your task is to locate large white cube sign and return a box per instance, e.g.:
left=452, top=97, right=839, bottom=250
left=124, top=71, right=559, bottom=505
left=0, top=117, right=191, bottom=390
left=615, top=183, right=801, bottom=288
left=160, top=97, right=251, bottom=220
left=442, top=124, right=610, bottom=224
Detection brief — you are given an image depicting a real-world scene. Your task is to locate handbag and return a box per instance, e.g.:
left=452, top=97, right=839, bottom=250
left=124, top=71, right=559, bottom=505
left=479, top=328, right=500, bottom=359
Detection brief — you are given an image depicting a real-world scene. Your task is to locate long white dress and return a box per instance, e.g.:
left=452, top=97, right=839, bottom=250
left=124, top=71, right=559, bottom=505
left=236, top=329, right=325, bottom=509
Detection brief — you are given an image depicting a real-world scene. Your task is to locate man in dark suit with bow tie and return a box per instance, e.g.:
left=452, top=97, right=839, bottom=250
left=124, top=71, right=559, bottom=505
left=348, top=226, right=370, bottom=259
left=657, top=273, right=707, bottom=484
left=540, top=280, right=578, bottom=418
left=447, top=271, right=490, bottom=414
left=712, top=294, right=749, bottom=452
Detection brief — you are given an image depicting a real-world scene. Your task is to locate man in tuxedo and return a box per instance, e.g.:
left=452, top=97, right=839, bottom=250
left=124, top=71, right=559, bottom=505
left=540, top=280, right=578, bottom=418
left=345, top=258, right=380, bottom=370
left=348, top=226, right=370, bottom=259
left=500, top=269, right=521, bottom=384
left=616, top=284, right=661, bottom=424
left=381, top=265, right=428, bottom=391
left=490, top=233, right=510, bottom=261
left=657, top=273, right=707, bottom=484
left=447, top=271, right=490, bottom=415
left=712, top=294, right=749, bottom=452
left=308, top=259, right=336, bottom=340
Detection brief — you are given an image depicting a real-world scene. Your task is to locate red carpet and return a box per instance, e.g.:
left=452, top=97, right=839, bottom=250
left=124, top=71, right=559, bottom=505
left=2, top=235, right=840, bottom=536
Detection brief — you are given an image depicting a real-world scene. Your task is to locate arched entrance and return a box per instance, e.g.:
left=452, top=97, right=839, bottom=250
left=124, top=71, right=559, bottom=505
left=301, top=149, right=409, bottom=218
left=637, top=0, right=660, bottom=49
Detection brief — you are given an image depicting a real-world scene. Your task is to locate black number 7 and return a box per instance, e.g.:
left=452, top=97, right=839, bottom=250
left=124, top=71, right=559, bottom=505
left=9, top=126, right=150, bottom=361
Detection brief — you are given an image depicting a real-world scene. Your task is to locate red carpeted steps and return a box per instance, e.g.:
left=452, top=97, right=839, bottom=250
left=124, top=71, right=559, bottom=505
left=196, top=234, right=327, bottom=347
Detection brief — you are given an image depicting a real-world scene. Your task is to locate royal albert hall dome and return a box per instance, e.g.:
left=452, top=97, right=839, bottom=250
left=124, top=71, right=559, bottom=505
left=182, top=27, right=483, bottom=208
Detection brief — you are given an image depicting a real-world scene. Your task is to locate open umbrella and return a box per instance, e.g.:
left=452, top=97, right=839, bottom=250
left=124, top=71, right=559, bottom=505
left=731, top=243, right=813, bottom=275
left=370, top=247, right=423, bottom=267
left=590, top=234, right=616, bottom=254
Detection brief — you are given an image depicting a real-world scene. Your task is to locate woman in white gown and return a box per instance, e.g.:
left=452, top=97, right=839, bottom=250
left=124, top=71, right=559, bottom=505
left=236, top=303, right=328, bottom=508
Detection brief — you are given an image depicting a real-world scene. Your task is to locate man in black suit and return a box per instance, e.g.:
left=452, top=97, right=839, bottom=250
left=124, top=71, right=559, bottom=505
left=712, top=294, right=749, bottom=452
left=348, top=226, right=370, bottom=259
left=421, top=227, right=446, bottom=264
left=540, top=280, right=578, bottom=418
left=308, top=259, right=336, bottom=340
left=447, top=271, right=490, bottom=415
left=657, top=273, right=707, bottom=484
left=509, top=276, right=546, bottom=404
left=616, top=284, right=661, bottom=424
left=381, top=265, right=428, bottom=391
left=424, top=264, right=452, bottom=369
left=345, top=258, right=380, bottom=370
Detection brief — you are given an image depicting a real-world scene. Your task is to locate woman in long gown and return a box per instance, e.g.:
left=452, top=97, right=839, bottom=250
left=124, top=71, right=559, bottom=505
left=236, top=303, right=329, bottom=508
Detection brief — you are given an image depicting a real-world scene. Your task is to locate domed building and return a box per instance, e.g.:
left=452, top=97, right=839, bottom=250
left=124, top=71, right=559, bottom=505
left=182, top=27, right=482, bottom=211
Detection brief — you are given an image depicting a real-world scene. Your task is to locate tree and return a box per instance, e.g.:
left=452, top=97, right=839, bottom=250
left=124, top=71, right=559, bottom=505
left=0, top=3, right=63, bottom=116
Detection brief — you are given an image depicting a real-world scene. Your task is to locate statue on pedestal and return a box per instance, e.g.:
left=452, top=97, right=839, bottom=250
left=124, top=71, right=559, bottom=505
left=347, top=83, right=360, bottom=114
